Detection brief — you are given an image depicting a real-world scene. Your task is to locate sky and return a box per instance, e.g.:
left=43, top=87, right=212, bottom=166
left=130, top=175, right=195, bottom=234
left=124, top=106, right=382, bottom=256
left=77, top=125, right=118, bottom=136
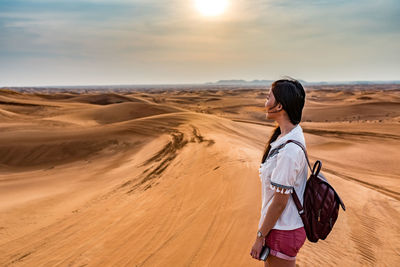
left=0, top=0, right=399, bottom=86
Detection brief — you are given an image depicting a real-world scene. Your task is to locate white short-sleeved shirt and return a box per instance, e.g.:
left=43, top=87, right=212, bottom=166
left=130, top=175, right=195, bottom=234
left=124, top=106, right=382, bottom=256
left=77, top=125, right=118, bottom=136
left=258, top=124, right=308, bottom=230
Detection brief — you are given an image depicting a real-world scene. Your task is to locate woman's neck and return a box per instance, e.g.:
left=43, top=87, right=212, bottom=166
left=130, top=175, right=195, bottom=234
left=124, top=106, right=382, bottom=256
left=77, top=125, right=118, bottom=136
left=277, top=120, right=297, bottom=137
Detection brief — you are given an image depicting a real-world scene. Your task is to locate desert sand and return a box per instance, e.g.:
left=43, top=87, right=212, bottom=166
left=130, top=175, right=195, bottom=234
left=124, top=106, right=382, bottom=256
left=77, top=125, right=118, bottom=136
left=0, top=85, right=399, bottom=266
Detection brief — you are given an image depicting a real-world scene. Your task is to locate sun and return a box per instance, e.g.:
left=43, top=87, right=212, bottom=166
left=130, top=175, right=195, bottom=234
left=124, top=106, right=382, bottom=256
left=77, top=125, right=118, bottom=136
left=195, top=0, right=228, bottom=17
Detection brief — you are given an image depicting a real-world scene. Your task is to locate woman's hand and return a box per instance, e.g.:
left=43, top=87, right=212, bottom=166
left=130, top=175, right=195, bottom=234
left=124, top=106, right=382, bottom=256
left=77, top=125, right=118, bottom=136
left=250, top=237, right=265, bottom=260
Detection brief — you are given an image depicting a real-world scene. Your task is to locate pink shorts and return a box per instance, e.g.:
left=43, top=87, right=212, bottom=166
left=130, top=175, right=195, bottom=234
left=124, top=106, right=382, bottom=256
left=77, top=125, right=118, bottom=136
left=264, top=227, right=306, bottom=261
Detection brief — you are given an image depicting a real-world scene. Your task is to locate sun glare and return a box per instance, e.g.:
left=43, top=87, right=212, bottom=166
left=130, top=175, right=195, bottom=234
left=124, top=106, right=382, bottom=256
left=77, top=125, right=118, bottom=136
left=195, top=0, right=228, bottom=16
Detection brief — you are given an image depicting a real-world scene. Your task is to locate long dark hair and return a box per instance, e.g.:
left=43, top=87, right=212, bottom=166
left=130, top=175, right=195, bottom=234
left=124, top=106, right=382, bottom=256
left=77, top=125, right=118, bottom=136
left=261, top=78, right=306, bottom=163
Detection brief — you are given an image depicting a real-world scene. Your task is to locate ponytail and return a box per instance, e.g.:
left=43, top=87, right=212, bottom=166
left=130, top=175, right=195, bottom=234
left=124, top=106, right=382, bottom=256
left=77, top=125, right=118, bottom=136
left=261, top=125, right=281, bottom=164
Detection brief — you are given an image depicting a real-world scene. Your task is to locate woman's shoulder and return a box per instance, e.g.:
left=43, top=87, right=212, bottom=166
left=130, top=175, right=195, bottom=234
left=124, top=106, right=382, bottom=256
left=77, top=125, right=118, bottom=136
left=277, top=140, right=306, bottom=164
left=282, top=139, right=305, bottom=154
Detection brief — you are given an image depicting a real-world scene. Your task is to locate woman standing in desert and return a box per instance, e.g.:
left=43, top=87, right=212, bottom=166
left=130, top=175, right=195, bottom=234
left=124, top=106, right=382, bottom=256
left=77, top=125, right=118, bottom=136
left=250, top=79, right=308, bottom=266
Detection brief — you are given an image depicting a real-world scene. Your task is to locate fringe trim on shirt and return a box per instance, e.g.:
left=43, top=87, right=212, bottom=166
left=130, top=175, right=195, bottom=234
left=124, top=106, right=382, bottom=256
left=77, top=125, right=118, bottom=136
left=270, top=184, right=293, bottom=194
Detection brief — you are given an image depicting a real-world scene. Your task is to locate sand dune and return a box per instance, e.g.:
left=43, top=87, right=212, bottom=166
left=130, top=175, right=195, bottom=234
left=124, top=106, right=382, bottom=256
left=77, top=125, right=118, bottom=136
left=64, top=93, right=143, bottom=105
left=44, top=102, right=184, bottom=126
left=0, top=86, right=399, bottom=266
left=0, top=108, right=25, bottom=121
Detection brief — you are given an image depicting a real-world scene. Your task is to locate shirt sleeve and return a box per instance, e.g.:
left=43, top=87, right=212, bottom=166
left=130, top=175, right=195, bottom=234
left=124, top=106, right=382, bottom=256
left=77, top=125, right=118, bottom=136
left=270, top=143, right=304, bottom=194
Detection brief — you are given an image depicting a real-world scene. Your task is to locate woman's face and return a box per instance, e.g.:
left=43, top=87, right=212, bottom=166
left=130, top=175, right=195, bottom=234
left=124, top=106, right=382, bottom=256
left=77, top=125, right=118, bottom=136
left=265, top=89, right=280, bottom=119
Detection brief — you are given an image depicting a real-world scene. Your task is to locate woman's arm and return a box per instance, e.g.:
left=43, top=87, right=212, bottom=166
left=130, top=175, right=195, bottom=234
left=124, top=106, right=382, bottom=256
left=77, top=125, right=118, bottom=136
left=258, top=192, right=290, bottom=237
left=251, top=187, right=290, bottom=259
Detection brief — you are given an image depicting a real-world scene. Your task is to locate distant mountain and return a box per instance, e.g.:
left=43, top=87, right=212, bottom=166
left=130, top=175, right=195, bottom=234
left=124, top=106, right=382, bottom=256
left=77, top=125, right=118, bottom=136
left=205, top=79, right=400, bottom=86
left=2, top=80, right=399, bottom=92
left=205, top=80, right=274, bottom=86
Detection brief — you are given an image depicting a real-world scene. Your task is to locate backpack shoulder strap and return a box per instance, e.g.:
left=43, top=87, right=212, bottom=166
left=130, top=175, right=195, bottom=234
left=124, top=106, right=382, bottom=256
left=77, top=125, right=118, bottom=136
left=266, top=139, right=314, bottom=175
left=283, top=139, right=313, bottom=172
left=276, top=139, right=310, bottom=216
left=265, top=139, right=311, bottom=212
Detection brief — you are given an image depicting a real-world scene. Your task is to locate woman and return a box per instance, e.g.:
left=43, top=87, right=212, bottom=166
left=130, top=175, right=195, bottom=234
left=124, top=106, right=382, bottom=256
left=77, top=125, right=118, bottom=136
left=250, top=78, right=308, bottom=267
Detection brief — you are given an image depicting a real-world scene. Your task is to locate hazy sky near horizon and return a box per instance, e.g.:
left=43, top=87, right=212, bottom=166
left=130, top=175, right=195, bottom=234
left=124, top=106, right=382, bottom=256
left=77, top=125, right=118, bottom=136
left=0, top=0, right=399, bottom=86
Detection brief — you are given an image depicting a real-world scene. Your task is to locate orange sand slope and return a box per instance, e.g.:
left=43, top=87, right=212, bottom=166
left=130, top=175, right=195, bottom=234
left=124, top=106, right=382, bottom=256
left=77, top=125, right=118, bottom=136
left=0, top=87, right=399, bottom=266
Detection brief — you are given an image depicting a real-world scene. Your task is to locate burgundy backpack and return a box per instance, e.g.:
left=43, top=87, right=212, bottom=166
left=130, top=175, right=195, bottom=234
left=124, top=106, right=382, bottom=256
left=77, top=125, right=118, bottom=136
left=273, top=139, right=346, bottom=243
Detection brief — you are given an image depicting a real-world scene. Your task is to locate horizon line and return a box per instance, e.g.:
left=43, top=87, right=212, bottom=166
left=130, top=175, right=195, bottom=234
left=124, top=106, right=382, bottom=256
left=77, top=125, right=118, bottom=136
left=1, top=79, right=400, bottom=88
